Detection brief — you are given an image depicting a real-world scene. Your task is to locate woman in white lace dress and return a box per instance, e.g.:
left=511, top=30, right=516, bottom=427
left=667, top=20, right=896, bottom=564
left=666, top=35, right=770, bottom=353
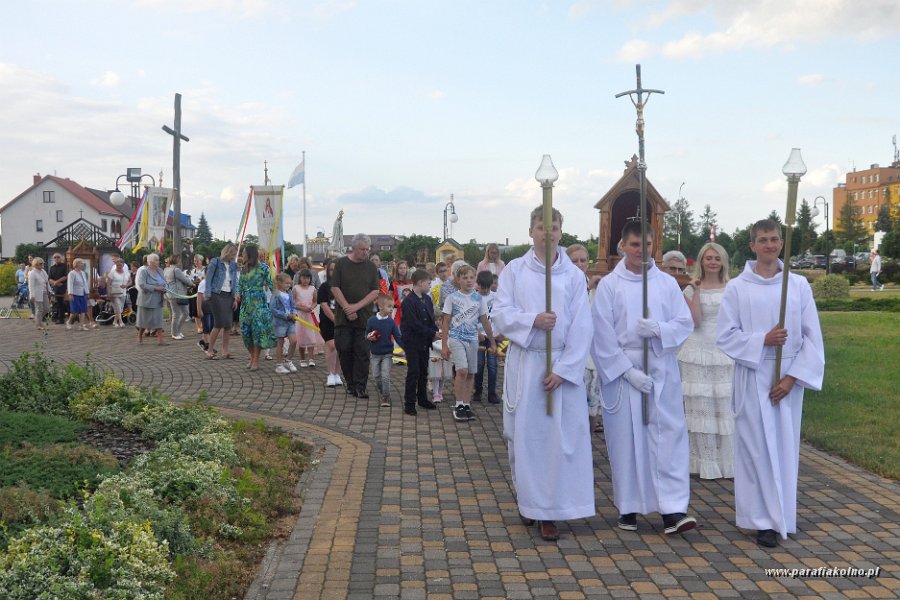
left=677, top=242, right=735, bottom=479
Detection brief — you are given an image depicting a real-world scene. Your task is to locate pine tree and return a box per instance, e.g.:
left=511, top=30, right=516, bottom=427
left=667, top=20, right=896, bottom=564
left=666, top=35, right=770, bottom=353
left=795, top=198, right=818, bottom=254
left=835, top=197, right=867, bottom=248
left=697, top=204, right=719, bottom=242
left=875, top=203, right=892, bottom=233
left=195, top=212, right=213, bottom=246
left=663, top=197, right=696, bottom=252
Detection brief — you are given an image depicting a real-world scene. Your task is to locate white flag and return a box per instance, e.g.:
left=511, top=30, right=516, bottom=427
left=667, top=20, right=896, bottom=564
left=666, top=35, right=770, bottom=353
left=287, top=159, right=305, bottom=189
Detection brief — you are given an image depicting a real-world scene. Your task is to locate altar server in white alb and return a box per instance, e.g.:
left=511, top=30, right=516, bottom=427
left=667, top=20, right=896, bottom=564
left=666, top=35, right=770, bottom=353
left=493, top=206, right=595, bottom=543
left=716, top=219, right=824, bottom=549
left=591, top=221, right=698, bottom=535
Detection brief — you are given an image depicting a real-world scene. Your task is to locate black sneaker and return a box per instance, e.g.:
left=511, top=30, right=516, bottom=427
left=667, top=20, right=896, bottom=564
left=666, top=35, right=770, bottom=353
left=618, top=513, right=638, bottom=531
left=756, top=529, right=778, bottom=548
left=417, top=398, right=437, bottom=410
left=662, top=513, right=697, bottom=535
left=404, top=404, right=417, bottom=416
left=453, top=405, right=468, bottom=421
left=463, top=405, right=475, bottom=420
left=380, top=396, right=390, bottom=407
left=196, top=340, right=205, bottom=351
left=472, top=394, right=483, bottom=403
left=346, top=387, right=358, bottom=397
left=356, top=388, right=370, bottom=399
left=488, top=395, right=500, bottom=404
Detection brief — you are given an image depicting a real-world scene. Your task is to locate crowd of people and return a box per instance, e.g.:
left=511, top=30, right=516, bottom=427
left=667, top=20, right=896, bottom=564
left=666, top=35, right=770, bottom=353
left=16, top=213, right=824, bottom=551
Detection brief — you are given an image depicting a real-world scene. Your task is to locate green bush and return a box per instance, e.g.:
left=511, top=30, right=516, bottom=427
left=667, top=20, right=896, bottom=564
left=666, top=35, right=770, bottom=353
left=811, top=274, right=850, bottom=300
left=0, top=353, right=102, bottom=416
left=0, top=505, right=174, bottom=599
left=0, top=443, right=120, bottom=499
left=816, top=297, right=900, bottom=312
left=0, top=485, right=62, bottom=550
left=0, top=262, right=15, bottom=296
left=124, top=399, right=229, bottom=442
left=70, top=375, right=143, bottom=422
left=0, top=411, right=84, bottom=446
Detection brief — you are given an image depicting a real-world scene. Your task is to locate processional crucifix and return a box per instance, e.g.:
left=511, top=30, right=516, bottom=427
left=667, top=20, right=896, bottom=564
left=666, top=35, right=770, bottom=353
left=162, top=93, right=190, bottom=257
left=616, top=65, right=664, bottom=426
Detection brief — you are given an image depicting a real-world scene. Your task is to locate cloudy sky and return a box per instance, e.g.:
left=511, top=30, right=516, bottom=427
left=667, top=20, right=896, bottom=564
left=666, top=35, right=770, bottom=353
left=1, top=0, right=898, bottom=248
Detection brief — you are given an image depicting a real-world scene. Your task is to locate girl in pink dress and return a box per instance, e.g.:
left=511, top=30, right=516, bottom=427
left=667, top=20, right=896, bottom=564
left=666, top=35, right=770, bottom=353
left=292, top=269, right=324, bottom=367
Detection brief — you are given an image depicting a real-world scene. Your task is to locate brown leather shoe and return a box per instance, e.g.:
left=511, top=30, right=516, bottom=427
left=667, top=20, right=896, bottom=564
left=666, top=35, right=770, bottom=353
left=539, top=520, right=559, bottom=542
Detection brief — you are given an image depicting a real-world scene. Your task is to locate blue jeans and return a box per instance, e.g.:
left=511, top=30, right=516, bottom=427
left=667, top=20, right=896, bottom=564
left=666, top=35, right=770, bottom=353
left=871, top=271, right=881, bottom=290
left=474, top=339, right=498, bottom=400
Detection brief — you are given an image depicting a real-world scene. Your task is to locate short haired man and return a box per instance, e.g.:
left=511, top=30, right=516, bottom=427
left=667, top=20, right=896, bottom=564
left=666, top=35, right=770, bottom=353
left=331, top=234, right=381, bottom=399
left=716, top=219, right=824, bottom=548
left=591, top=221, right=697, bottom=536
left=47, top=253, right=69, bottom=324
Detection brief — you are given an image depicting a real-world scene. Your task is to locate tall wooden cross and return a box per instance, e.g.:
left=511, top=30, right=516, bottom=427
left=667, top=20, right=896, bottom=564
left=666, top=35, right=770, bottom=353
left=162, top=93, right=190, bottom=257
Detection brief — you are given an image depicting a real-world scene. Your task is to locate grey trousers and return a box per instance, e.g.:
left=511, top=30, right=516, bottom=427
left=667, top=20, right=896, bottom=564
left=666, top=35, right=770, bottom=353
left=371, top=353, right=393, bottom=398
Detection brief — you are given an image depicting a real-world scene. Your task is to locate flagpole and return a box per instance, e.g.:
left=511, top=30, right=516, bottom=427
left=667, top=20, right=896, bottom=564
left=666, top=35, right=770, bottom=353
left=302, top=150, right=307, bottom=257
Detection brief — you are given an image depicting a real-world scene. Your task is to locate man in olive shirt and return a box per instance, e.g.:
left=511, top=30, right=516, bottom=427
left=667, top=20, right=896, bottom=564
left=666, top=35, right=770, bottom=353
left=331, top=233, right=381, bottom=399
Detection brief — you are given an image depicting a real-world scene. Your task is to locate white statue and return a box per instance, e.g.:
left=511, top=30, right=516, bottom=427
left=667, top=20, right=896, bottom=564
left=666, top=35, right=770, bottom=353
left=328, top=210, right=344, bottom=256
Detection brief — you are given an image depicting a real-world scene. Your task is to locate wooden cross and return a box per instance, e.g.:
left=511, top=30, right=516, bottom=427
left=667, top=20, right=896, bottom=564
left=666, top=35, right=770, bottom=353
left=162, top=93, right=190, bottom=256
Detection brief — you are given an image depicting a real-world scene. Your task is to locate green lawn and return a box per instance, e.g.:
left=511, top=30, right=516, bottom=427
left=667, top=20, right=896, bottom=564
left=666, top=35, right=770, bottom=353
left=803, top=312, right=900, bottom=480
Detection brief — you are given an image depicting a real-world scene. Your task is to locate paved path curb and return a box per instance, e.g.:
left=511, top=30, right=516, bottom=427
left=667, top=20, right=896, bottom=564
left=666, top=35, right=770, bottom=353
left=0, top=321, right=897, bottom=599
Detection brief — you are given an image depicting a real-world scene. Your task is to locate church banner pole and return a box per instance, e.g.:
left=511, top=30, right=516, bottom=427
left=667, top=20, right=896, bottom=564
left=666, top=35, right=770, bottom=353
left=775, top=148, right=807, bottom=388
left=616, top=64, right=664, bottom=426
left=535, top=155, right=559, bottom=416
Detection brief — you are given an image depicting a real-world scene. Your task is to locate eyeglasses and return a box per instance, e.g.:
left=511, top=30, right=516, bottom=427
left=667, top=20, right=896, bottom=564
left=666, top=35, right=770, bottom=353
left=665, top=266, right=686, bottom=274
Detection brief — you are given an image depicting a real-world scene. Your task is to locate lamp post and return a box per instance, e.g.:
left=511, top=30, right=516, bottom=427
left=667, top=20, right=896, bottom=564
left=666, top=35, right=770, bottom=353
left=535, top=154, right=559, bottom=416
left=775, top=148, right=806, bottom=386
left=110, top=169, right=155, bottom=246
left=810, top=195, right=829, bottom=274
left=443, top=194, right=458, bottom=241
left=675, top=181, right=685, bottom=250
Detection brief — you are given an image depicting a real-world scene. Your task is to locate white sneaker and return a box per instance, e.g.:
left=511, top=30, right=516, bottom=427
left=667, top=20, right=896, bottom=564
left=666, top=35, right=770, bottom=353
left=326, top=373, right=336, bottom=387
left=880, top=285, right=885, bottom=291
left=172, top=333, right=184, bottom=340
left=299, top=360, right=309, bottom=368
left=285, top=360, right=298, bottom=373
left=333, top=374, right=344, bottom=386
left=275, top=364, right=290, bottom=374
left=307, top=359, right=316, bottom=367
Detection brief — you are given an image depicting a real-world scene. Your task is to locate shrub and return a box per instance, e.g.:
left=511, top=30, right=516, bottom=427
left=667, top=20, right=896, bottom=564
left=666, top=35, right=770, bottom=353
left=0, top=411, right=84, bottom=446
left=0, top=352, right=102, bottom=416
left=0, top=485, right=62, bottom=550
left=70, top=375, right=143, bottom=421
left=0, top=262, right=16, bottom=296
left=124, top=400, right=229, bottom=441
left=156, top=433, right=239, bottom=466
left=811, top=274, right=850, bottom=300
left=0, top=443, right=120, bottom=499
left=0, top=506, right=174, bottom=599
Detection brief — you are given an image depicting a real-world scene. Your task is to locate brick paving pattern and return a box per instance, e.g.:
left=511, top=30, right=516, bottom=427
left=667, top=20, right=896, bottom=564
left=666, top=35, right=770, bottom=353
left=1, top=320, right=898, bottom=599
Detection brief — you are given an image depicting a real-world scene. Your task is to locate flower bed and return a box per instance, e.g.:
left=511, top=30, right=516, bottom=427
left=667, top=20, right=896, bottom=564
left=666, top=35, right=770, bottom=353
left=0, top=352, right=310, bottom=599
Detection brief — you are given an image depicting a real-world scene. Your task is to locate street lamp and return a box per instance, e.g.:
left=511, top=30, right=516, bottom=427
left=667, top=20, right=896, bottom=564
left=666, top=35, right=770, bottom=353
left=810, top=195, right=830, bottom=274
left=535, top=154, right=559, bottom=416
left=110, top=168, right=155, bottom=246
left=443, top=194, right=458, bottom=241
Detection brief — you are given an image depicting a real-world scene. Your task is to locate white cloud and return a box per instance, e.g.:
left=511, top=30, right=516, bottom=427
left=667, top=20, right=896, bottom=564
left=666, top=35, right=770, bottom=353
left=615, top=39, right=657, bottom=63
left=616, top=0, right=900, bottom=60
left=220, top=186, right=237, bottom=204
left=91, top=71, right=121, bottom=87
left=798, top=73, right=825, bottom=86
left=133, top=0, right=269, bottom=18
left=568, top=1, right=595, bottom=18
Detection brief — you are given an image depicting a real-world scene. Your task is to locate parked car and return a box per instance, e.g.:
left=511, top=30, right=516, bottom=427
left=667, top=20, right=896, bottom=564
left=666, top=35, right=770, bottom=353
left=798, top=255, right=826, bottom=269
left=830, top=249, right=847, bottom=264
left=854, top=252, right=869, bottom=266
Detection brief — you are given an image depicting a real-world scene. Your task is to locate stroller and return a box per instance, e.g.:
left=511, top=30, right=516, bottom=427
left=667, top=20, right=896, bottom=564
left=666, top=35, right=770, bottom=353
left=14, top=282, right=29, bottom=308
left=93, top=297, right=116, bottom=326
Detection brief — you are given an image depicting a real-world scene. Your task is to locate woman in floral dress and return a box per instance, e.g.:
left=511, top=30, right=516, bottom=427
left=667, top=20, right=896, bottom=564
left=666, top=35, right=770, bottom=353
left=237, top=245, right=275, bottom=370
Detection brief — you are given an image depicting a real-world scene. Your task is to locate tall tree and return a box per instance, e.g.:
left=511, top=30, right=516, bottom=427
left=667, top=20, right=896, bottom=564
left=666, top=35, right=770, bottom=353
left=875, top=203, right=892, bottom=233
left=395, top=234, right=440, bottom=264
left=795, top=198, right=818, bottom=255
left=663, top=197, right=696, bottom=252
left=835, top=197, right=867, bottom=249
left=195, top=212, right=213, bottom=247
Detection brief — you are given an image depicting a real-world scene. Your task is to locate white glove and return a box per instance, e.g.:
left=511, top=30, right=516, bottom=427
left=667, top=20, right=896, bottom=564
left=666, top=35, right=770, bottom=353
left=636, top=318, right=661, bottom=339
left=624, top=368, right=653, bottom=393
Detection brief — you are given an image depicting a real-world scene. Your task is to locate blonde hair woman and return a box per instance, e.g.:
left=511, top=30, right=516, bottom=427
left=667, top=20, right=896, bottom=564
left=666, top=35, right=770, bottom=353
left=476, top=243, right=505, bottom=276
left=677, top=242, right=735, bottom=479
left=28, top=257, right=52, bottom=330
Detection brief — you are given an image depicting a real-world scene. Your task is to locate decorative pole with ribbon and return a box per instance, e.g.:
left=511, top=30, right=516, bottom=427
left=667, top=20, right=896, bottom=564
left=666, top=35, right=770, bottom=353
left=775, top=148, right=807, bottom=388
left=616, top=64, right=664, bottom=426
left=535, top=154, right=559, bottom=416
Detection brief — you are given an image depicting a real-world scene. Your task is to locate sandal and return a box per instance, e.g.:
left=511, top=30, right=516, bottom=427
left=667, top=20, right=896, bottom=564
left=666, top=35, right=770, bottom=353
left=206, top=352, right=219, bottom=360
left=221, top=354, right=234, bottom=359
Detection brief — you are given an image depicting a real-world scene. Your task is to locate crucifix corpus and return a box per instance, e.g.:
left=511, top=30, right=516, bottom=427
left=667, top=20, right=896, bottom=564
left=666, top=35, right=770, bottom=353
left=162, top=93, right=190, bottom=257
left=616, top=64, right=664, bottom=426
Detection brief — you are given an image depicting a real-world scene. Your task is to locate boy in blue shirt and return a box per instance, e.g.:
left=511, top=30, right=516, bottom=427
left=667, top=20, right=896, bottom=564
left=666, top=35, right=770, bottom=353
left=441, top=263, right=496, bottom=421
left=366, top=294, right=402, bottom=407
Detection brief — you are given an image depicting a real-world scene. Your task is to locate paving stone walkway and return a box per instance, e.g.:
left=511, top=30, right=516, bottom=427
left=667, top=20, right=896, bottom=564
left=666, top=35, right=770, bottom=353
left=1, top=319, right=898, bottom=599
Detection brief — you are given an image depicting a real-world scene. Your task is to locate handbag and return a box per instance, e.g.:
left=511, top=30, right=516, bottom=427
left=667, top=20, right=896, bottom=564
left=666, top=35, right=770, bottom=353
left=176, top=298, right=190, bottom=306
